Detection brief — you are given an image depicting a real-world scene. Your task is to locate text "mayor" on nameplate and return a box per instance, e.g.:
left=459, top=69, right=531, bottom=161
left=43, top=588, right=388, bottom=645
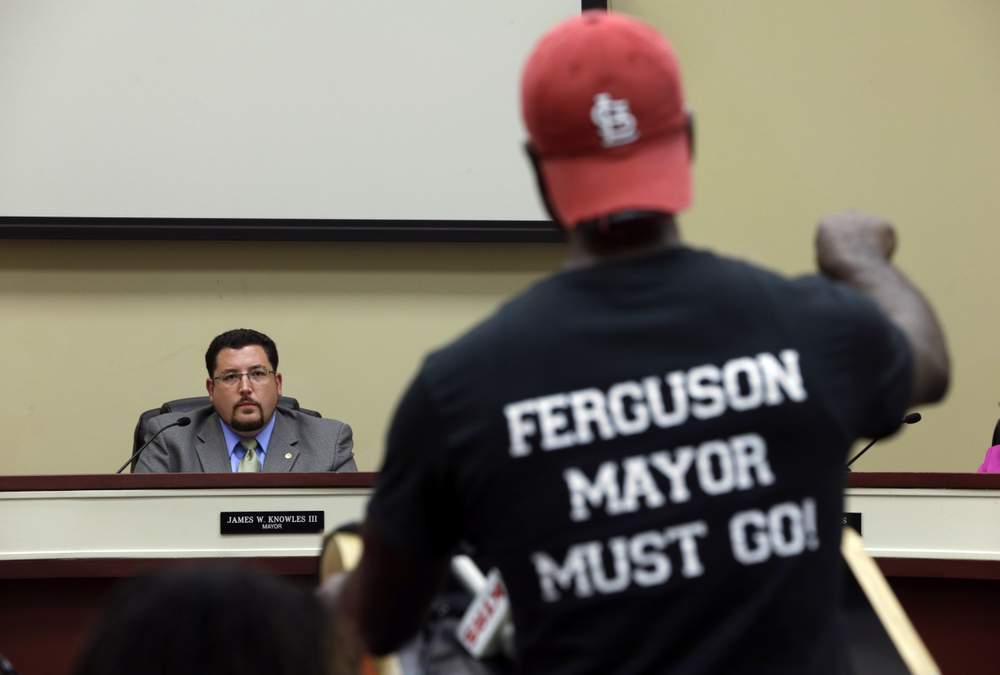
left=221, top=511, right=324, bottom=535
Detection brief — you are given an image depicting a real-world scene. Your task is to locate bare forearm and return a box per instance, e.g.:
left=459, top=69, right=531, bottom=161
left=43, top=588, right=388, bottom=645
left=814, top=210, right=950, bottom=406
left=836, top=261, right=950, bottom=405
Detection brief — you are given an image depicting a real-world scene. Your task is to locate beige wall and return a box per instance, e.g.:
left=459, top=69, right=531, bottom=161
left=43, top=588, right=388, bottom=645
left=4, top=0, right=999, bottom=474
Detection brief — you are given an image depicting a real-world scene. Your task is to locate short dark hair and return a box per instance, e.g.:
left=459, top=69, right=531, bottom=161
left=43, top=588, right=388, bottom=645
left=205, top=329, right=278, bottom=376
left=73, top=563, right=329, bottom=675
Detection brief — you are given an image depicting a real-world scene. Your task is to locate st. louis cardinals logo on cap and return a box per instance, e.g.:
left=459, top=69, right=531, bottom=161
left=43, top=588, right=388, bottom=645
left=590, top=93, right=639, bottom=148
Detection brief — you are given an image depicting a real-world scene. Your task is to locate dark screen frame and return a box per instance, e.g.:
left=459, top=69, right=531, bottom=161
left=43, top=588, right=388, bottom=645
left=0, top=1, right=608, bottom=243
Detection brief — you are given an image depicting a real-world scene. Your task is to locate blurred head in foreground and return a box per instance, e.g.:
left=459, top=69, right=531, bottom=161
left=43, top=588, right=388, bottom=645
left=521, top=10, right=693, bottom=252
left=73, top=563, right=329, bottom=675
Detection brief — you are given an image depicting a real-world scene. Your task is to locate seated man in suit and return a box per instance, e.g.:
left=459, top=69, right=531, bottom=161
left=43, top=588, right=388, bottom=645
left=134, top=328, right=356, bottom=473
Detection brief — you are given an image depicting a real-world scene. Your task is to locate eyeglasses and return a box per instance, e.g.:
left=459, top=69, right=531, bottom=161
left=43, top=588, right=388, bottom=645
left=212, top=368, right=275, bottom=388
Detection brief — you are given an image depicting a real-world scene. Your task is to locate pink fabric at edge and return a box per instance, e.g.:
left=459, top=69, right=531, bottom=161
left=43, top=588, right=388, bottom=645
left=978, top=445, right=1000, bottom=473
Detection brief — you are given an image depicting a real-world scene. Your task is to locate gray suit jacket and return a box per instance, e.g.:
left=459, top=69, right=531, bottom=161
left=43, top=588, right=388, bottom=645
left=133, top=405, right=356, bottom=473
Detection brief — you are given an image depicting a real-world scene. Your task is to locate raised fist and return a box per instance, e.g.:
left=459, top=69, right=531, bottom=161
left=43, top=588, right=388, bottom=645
left=815, top=210, right=897, bottom=280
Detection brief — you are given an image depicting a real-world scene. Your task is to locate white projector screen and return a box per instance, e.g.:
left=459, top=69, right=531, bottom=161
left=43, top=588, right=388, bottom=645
left=0, top=1, right=603, bottom=240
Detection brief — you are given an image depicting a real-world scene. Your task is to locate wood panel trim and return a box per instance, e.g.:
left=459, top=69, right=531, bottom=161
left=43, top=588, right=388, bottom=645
left=0, top=556, right=320, bottom=579
left=6, top=472, right=999, bottom=492
left=0, top=472, right=378, bottom=491
left=876, top=557, right=1000, bottom=580
left=8, top=554, right=997, bottom=581
left=848, top=472, right=1000, bottom=490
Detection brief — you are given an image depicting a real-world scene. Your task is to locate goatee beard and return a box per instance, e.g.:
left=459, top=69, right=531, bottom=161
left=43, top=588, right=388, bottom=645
left=230, top=417, right=264, bottom=433
left=231, top=399, right=263, bottom=433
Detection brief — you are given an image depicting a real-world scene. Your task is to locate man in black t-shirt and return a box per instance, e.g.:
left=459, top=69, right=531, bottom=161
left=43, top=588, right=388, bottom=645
left=330, top=11, right=950, bottom=674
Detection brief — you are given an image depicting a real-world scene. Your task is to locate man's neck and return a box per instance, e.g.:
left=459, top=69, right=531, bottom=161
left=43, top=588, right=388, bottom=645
left=563, top=213, right=683, bottom=270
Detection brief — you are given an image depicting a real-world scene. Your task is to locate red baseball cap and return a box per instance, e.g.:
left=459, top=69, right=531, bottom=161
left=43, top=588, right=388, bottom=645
left=521, top=11, right=691, bottom=228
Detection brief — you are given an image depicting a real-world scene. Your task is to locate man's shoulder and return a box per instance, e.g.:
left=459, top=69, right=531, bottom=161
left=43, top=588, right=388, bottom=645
left=783, top=273, right=889, bottom=321
left=426, top=268, right=567, bottom=359
left=277, top=407, right=350, bottom=433
left=418, top=308, right=513, bottom=391
left=146, top=405, right=216, bottom=432
left=705, top=251, right=883, bottom=316
left=275, top=408, right=354, bottom=469
left=690, top=248, right=808, bottom=291
left=423, top=249, right=783, bottom=348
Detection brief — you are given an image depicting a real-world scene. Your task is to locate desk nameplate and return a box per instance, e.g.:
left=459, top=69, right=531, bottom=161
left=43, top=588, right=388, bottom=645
left=221, top=511, right=324, bottom=535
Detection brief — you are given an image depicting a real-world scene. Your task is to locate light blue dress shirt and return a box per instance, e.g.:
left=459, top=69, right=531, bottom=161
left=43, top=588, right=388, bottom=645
left=220, top=414, right=277, bottom=472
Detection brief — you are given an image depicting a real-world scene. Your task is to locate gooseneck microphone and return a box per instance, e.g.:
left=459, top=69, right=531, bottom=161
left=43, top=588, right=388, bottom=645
left=116, top=416, right=192, bottom=474
left=846, top=412, right=921, bottom=470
